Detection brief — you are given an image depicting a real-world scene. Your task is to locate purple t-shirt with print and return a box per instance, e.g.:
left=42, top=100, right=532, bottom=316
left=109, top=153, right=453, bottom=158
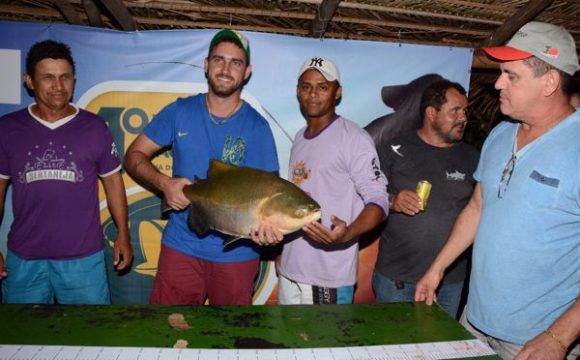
left=0, top=106, right=121, bottom=260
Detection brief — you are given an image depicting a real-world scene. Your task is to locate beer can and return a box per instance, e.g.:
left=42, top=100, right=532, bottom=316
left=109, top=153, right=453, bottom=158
left=416, top=180, right=432, bottom=211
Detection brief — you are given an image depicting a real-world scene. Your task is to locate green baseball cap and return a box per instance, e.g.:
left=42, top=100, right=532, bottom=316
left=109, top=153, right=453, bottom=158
left=209, top=29, right=251, bottom=65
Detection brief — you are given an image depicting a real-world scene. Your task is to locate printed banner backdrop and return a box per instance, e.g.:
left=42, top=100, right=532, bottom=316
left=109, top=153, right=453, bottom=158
left=0, top=21, right=473, bottom=304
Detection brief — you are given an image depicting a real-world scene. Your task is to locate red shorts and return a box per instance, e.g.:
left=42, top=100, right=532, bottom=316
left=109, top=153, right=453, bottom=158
left=150, top=245, right=259, bottom=305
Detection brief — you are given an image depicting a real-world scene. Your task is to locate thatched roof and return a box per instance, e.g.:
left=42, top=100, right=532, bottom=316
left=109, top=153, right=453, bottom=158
left=2, top=1, right=579, bottom=54
left=2, top=0, right=579, bottom=145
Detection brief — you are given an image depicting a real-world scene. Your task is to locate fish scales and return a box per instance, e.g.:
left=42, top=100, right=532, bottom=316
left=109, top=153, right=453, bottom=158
left=184, top=160, right=321, bottom=240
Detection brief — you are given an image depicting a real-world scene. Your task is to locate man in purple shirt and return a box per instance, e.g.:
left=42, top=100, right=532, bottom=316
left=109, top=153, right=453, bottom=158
left=278, top=57, right=388, bottom=304
left=0, top=40, right=132, bottom=304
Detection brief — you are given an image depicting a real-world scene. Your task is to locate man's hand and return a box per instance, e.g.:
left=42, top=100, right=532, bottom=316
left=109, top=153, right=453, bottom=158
left=0, top=251, right=6, bottom=279
left=414, top=266, right=444, bottom=306
left=161, top=177, right=192, bottom=211
left=249, top=223, right=284, bottom=246
left=113, top=234, right=133, bottom=271
left=390, top=190, right=421, bottom=216
left=515, top=330, right=567, bottom=360
left=302, top=215, right=349, bottom=244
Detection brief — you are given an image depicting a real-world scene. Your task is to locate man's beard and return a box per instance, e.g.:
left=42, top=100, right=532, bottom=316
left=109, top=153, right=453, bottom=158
left=207, top=73, right=243, bottom=97
left=435, top=123, right=464, bottom=144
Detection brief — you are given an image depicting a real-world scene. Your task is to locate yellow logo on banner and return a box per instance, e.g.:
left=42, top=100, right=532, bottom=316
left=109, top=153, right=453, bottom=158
left=86, top=87, right=194, bottom=278
left=88, top=90, right=190, bottom=190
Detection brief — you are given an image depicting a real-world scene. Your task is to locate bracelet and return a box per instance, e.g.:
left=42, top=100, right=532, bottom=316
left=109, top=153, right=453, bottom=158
left=544, top=329, right=568, bottom=352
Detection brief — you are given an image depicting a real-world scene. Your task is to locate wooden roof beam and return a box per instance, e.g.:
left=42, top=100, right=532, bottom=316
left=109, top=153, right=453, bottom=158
left=309, top=0, right=341, bottom=37
left=440, top=0, right=579, bottom=23
left=51, top=0, right=83, bottom=25
left=125, top=3, right=488, bottom=38
left=82, top=0, right=104, bottom=27
left=338, top=1, right=501, bottom=26
left=481, top=0, right=554, bottom=47
left=134, top=16, right=469, bottom=48
left=290, top=0, right=580, bottom=30
left=0, top=5, right=60, bottom=17
left=97, top=0, right=136, bottom=31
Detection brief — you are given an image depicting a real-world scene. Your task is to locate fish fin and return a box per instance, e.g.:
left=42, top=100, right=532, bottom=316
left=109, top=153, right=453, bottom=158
left=182, top=183, right=195, bottom=195
left=160, top=197, right=172, bottom=214
left=223, top=236, right=245, bottom=247
left=207, top=160, right=237, bottom=178
left=187, top=202, right=211, bottom=236
left=257, top=192, right=284, bottom=215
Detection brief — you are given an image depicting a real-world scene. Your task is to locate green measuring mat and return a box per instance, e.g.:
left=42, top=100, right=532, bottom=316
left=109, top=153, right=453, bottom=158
left=0, top=302, right=500, bottom=359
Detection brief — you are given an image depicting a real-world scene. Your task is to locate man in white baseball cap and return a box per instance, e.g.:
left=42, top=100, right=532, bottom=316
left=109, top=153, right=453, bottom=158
left=297, top=56, right=340, bottom=82
left=415, top=21, right=579, bottom=359
left=277, top=56, right=388, bottom=305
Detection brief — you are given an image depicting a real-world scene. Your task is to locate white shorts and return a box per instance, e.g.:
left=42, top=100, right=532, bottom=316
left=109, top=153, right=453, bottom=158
left=277, top=274, right=354, bottom=305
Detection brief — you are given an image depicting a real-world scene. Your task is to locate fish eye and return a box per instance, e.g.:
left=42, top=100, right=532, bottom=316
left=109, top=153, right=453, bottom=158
left=295, top=208, right=307, bottom=218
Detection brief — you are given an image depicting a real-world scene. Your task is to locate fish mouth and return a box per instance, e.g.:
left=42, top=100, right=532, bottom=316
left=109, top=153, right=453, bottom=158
left=310, top=209, right=322, bottom=222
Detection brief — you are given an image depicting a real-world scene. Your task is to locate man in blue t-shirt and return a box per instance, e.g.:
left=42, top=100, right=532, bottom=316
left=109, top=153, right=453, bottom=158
left=125, top=29, right=281, bottom=305
left=415, top=22, right=580, bottom=359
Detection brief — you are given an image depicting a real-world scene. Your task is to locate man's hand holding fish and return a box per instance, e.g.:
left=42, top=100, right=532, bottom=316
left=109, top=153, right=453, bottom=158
left=160, top=177, right=193, bottom=211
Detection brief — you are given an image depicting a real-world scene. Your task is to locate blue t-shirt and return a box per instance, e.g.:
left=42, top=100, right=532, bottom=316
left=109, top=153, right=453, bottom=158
left=144, top=94, right=279, bottom=262
left=469, top=111, right=580, bottom=345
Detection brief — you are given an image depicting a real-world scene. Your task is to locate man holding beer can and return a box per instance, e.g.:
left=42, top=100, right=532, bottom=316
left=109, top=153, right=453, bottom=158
left=372, top=79, right=478, bottom=318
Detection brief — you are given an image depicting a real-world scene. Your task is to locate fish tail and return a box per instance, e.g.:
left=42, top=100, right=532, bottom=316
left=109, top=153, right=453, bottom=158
left=223, top=236, right=244, bottom=247
left=188, top=202, right=211, bottom=236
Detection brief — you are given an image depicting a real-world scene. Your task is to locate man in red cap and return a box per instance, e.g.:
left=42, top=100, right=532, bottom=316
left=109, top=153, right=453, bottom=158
left=415, top=21, right=579, bottom=359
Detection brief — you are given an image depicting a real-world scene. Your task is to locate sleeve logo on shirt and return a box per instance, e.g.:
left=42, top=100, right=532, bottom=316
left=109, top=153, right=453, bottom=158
left=372, top=157, right=382, bottom=181
left=111, top=141, right=118, bottom=157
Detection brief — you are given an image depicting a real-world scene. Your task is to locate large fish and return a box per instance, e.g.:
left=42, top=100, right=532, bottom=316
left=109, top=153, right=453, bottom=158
left=183, top=160, right=321, bottom=242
